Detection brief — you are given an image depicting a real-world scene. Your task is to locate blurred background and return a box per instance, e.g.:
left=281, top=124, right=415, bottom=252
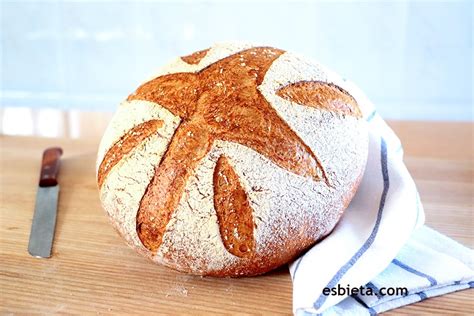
left=0, top=0, right=472, bottom=138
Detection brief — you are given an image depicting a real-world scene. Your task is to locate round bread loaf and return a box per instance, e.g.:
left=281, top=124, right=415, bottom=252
left=96, top=43, right=369, bottom=277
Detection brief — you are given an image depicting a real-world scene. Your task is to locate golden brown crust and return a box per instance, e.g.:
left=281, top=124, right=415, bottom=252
left=276, top=81, right=362, bottom=118
left=97, top=120, right=163, bottom=188
left=128, top=47, right=338, bottom=253
left=127, top=73, right=199, bottom=118
left=99, top=46, right=366, bottom=277
left=181, top=48, right=210, bottom=64
left=213, top=155, right=255, bottom=258
left=136, top=120, right=212, bottom=252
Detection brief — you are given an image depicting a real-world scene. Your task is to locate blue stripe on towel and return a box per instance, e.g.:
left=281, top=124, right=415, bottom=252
left=468, top=281, right=474, bottom=288
left=418, top=292, right=428, bottom=300
left=366, top=282, right=382, bottom=299
left=292, top=257, right=304, bottom=281
left=352, top=295, right=378, bottom=315
left=298, top=309, right=320, bottom=316
left=392, top=259, right=438, bottom=286
left=313, top=138, right=390, bottom=310
left=366, top=110, right=377, bottom=122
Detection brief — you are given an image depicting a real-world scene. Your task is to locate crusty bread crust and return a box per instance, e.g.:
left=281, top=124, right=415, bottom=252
left=97, top=43, right=369, bottom=277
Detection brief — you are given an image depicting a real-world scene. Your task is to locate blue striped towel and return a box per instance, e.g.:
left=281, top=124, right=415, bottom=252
left=289, top=80, right=474, bottom=315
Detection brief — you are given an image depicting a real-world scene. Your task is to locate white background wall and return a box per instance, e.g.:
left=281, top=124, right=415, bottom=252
left=1, top=0, right=472, bottom=120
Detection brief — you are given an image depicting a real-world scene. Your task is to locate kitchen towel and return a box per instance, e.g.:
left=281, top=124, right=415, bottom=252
left=289, top=80, right=474, bottom=315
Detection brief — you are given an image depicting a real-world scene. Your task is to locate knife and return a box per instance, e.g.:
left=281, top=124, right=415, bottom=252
left=28, top=147, right=63, bottom=258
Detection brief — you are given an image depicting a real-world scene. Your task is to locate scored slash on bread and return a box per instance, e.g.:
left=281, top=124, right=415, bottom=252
left=213, top=155, right=255, bottom=258
left=96, top=44, right=368, bottom=276
left=181, top=48, right=211, bottom=65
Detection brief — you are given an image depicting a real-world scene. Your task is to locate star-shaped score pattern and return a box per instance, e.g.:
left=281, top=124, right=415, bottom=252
left=98, top=47, right=361, bottom=257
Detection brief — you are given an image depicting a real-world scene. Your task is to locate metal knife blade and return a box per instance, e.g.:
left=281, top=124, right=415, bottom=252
left=28, top=147, right=63, bottom=258
left=28, top=186, right=60, bottom=258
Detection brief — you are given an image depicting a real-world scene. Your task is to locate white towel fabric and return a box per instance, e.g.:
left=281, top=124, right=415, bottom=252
left=289, top=80, right=474, bottom=315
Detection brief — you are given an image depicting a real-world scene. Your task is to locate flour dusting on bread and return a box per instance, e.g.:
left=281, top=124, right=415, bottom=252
left=97, top=43, right=369, bottom=276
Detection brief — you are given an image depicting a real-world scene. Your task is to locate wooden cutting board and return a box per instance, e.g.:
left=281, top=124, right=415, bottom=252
left=0, top=119, right=472, bottom=315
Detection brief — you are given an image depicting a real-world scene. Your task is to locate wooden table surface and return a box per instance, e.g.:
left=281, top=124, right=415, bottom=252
left=0, top=110, right=473, bottom=315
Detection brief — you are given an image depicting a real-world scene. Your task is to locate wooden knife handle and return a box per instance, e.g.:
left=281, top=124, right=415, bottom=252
left=39, top=147, right=63, bottom=187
